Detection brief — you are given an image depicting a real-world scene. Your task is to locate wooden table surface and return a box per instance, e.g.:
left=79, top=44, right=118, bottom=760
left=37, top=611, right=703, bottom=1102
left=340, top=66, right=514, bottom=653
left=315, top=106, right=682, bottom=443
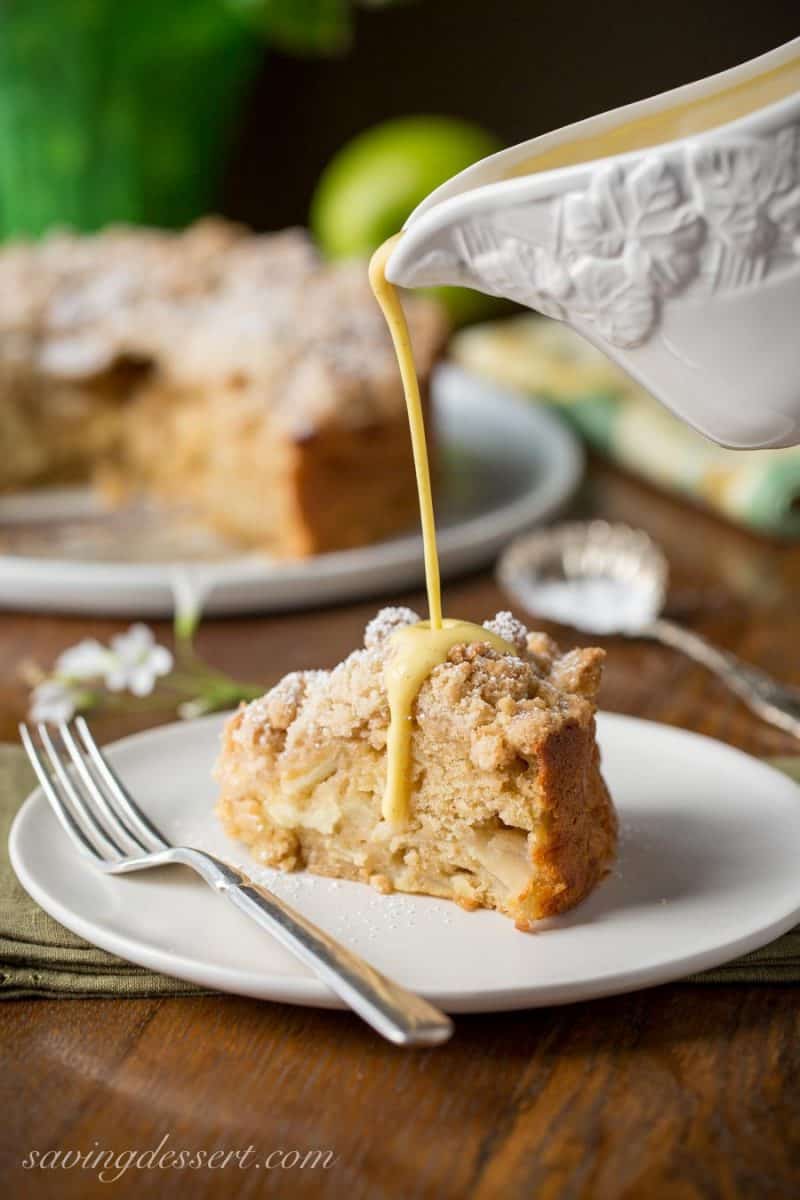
left=1, top=461, right=799, bottom=1199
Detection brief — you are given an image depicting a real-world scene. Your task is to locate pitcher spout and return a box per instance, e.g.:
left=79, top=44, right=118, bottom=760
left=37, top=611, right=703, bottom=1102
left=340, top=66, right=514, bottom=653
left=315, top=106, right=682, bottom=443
left=386, top=189, right=570, bottom=321
left=386, top=37, right=800, bottom=450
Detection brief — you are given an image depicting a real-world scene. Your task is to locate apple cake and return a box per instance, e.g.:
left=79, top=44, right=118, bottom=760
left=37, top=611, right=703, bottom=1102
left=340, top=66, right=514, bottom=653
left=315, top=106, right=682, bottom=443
left=0, top=219, right=447, bottom=556
left=215, top=607, right=616, bottom=928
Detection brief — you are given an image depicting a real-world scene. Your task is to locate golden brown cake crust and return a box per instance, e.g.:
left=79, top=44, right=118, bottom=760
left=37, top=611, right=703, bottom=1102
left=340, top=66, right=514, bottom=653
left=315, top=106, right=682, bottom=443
left=523, top=722, right=616, bottom=924
left=215, top=609, right=617, bottom=929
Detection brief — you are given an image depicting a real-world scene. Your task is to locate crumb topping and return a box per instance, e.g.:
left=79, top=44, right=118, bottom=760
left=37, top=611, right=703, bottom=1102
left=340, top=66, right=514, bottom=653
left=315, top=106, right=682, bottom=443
left=364, top=606, right=421, bottom=649
left=233, top=668, right=329, bottom=747
left=550, top=646, right=605, bottom=698
left=524, top=632, right=563, bottom=676
left=0, top=219, right=448, bottom=435
left=483, top=611, right=529, bottom=655
left=228, top=609, right=604, bottom=776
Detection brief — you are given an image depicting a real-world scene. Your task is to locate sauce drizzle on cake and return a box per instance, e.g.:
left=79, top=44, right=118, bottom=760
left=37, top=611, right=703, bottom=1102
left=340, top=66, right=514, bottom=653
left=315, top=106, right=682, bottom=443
left=382, top=619, right=517, bottom=826
left=369, top=236, right=516, bottom=826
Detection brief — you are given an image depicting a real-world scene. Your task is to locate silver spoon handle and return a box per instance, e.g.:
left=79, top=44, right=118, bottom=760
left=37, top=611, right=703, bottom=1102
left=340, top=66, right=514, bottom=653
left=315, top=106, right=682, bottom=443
left=644, top=617, right=800, bottom=738
left=173, top=848, right=453, bottom=1047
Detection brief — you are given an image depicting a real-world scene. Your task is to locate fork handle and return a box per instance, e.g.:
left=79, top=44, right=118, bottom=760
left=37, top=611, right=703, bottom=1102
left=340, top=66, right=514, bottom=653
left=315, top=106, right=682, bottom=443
left=173, top=847, right=453, bottom=1047
left=644, top=618, right=800, bottom=738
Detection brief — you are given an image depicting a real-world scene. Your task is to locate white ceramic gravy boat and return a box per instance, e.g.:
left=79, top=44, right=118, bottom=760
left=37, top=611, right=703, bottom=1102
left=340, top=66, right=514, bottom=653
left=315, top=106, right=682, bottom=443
left=386, top=38, right=800, bottom=449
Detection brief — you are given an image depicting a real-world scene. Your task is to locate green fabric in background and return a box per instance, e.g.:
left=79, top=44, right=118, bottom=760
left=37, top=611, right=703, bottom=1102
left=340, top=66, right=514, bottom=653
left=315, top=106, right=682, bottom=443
left=0, top=0, right=261, bottom=238
left=1, top=744, right=799, bottom=999
left=0, top=0, right=403, bottom=240
left=452, top=317, right=800, bottom=539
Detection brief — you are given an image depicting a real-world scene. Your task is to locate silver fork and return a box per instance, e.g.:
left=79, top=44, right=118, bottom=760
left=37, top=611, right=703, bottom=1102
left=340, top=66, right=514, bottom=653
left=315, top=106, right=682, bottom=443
left=19, top=717, right=453, bottom=1047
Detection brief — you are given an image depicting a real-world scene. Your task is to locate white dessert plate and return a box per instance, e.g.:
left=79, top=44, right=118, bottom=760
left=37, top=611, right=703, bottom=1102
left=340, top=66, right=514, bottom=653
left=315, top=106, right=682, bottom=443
left=10, top=711, right=800, bottom=1012
left=0, top=365, right=582, bottom=617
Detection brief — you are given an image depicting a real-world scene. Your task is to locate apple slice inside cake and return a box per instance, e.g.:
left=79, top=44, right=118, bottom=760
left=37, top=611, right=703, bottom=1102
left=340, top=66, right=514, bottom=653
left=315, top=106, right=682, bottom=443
left=215, top=608, right=616, bottom=929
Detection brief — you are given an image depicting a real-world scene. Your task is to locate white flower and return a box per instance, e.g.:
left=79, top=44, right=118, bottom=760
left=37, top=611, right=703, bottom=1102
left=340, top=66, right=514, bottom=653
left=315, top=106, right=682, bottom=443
left=27, top=623, right=174, bottom=721
left=55, top=638, right=112, bottom=681
left=104, top=624, right=173, bottom=697
left=30, top=680, right=81, bottom=724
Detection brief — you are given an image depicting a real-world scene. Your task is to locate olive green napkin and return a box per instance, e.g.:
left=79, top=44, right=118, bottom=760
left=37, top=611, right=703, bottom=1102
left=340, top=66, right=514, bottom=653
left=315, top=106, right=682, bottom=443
left=0, top=745, right=206, bottom=998
left=1, top=744, right=799, bottom=998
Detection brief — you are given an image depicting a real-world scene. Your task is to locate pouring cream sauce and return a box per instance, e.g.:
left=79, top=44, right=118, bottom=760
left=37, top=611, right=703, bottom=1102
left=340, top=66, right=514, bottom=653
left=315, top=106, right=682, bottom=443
left=369, top=236, right=515, bottom=827
left=368, top=50, right=800, bottom=828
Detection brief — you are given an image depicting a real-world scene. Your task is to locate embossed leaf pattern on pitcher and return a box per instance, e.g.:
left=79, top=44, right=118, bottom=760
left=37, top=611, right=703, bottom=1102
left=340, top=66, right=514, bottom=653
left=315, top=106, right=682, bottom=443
left=564, top=160, right=705, bottom=292
left=451, top=159, right=710, bottom=348
left=454, top=224, right=573, bottom=318
left=569, top=255, right=657, bottom=348
left=397, top=120, right=800, bottom=350
left=685, top=128, right=800, bottom=294
left=690, top=127, right=800, bottom=259
left=478, top=240, right=573, bottom=319
left=562, top=160, right=706, bottom=346
left=558, top=125, right=800, bottom=345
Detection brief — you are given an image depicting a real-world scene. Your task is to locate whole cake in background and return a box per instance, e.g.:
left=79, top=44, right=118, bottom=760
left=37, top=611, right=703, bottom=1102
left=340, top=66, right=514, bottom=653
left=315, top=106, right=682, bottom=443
left=0, top=219, right=448, bottom=557
left=215, top=607, right=616, bottom=929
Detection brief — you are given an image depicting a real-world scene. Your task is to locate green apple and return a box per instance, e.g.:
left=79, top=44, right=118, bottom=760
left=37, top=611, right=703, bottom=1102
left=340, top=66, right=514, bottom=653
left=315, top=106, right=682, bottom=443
left=310, top=116, right=505, bottom=324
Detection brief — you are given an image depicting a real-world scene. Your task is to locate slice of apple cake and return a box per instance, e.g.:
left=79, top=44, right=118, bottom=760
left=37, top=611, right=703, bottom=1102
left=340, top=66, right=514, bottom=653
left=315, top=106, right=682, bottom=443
left=215, top=608, right=616, bottom=929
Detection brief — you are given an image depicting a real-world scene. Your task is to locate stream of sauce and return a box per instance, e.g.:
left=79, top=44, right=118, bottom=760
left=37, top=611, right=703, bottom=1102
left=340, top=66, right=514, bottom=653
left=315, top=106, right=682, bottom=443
left=366, top=49, right=800, bottom=825
left=369, top=236, right=515, bottom=827
left=369, top=236, right=443, bottom=631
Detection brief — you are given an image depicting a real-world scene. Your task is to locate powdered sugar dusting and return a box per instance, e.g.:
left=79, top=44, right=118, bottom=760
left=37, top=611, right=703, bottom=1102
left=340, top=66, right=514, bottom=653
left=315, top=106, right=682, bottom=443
left=364, top=606, right=420, bottom=649
left=0, top=219, right=447, bottom=437
left=268, top=670, right=310, bottom=709
left=232, top=694, right=273, bottom=746
left=234, top=669, right=328, bottom=743
left=483, top=611, right=529, bottom=654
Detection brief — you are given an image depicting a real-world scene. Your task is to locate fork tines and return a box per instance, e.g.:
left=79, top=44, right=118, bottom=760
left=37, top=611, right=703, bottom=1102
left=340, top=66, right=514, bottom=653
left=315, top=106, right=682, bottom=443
left=19, top=718, right=169, bottom=866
